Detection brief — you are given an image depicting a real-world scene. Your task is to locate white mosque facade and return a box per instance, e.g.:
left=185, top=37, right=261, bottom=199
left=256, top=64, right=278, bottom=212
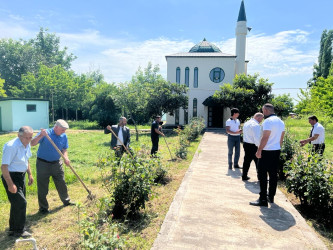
left=165, top=0, right=249, bottom=128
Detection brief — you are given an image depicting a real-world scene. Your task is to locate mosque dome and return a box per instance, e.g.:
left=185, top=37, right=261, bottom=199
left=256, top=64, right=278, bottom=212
left=189, top=38, right=222, bottom=53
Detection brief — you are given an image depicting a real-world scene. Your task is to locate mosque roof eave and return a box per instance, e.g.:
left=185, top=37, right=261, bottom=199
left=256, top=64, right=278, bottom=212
left=166, top=52, right=236, bottom=58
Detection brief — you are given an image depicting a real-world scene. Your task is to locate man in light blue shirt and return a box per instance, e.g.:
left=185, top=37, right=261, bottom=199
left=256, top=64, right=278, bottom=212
left=1, top=126, right=34, bottom=237
left=31, top=119, right=74, bottom=214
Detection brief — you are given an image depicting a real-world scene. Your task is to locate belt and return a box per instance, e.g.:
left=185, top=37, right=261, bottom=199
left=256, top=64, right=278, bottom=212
left=37, top=157, right=59, bottom=164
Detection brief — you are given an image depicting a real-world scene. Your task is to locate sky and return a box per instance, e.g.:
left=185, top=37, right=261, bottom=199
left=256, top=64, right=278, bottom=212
left=0, top=0, right=332, bottom=103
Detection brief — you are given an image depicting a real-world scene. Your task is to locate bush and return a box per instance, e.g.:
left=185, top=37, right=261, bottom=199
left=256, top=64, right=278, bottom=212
left=98, top=150, right=166, bottom=219
left=284, top=152, right=333, bottom=226
left=79, top=198, right=125, bottom=249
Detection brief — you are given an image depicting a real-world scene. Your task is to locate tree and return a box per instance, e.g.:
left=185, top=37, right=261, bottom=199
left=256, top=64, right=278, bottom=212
left=213, top=73, right=273, bottom=121
left=271, top=94, right=294, bottom=117
left=0, top=28, right=76, bottom=96
left=86, top=82, right=121, bottom=127
left=310, top=29, right=333, bottom=86
left=0, top=76, right=6, bottom=97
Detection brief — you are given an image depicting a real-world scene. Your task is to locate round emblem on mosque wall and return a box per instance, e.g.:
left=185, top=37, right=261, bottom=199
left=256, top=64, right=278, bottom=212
left=209, top=67, right=225, bottom=83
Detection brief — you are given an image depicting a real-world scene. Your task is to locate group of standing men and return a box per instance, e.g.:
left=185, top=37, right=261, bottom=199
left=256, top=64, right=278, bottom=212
left=1, top=120, right=74, bottom=237
left=226, top=103, right=325, bottom=207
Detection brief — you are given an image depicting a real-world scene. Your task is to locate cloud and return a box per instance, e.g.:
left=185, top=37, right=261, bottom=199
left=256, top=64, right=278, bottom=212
left=0, top=22, right=318, bottom=85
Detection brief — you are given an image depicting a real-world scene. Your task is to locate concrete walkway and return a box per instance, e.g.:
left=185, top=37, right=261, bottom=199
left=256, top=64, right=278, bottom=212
left=152, top=131, right=327, bottom=249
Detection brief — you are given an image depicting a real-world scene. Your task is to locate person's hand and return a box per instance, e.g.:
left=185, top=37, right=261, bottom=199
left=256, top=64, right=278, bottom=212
left=255, top=150, right=262, bottom=159
left=64, top=158, right=70, bottom=166
left=40, top=129, right=48, bottom=137
left=300, top=140, right=306, bottom=147
left=161, top=133, right=165, bottom=137
left=107, top=125, right=111, bottom=131
left=238, top=129, right=243, bottom=134
left=28, top=174, right=34, bottom=186
left=8, top=184, right=17, bottom=193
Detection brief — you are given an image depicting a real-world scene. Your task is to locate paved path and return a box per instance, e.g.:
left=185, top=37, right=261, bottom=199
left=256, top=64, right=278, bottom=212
left=152, top=131, right=327, bottom=250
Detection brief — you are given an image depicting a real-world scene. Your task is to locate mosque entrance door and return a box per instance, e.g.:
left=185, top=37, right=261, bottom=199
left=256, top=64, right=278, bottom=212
left=208, top=106, right=223, bottom=127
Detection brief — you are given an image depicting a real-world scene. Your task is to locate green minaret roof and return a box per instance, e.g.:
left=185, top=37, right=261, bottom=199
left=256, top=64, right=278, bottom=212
left=237, top=0, right=247, bottom=22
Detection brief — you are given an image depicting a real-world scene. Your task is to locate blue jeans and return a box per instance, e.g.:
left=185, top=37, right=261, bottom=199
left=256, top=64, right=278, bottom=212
left=227, top=135, right=240, bottom=167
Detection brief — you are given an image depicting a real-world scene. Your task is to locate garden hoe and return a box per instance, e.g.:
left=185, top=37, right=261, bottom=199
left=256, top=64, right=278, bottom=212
left=108, top=127, right=134, bottom=158
left=45, top=134, right=96, bottom=201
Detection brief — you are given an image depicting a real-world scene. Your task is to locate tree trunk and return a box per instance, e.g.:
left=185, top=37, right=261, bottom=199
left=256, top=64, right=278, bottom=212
left=130, top=113, right=139, bottom=141
left=76, top=109, right=78, bottom=121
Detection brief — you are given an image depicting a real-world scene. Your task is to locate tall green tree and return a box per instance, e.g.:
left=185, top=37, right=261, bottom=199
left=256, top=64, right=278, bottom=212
left=213, top=74, right=273, bottom=121
left=0, top=28, right=76, bottom=96
left=271, top=94, right=294, bottom=117
left=310, top=29, right=333, bottom=86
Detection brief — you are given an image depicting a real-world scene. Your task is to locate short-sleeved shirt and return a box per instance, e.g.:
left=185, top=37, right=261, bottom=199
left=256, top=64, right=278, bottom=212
left=311, top=122, right=325, bottom=144
left=151, top=121, right=159, bottom=139
left=35, top=128, right=69, bottom=161
left=226, top=118, right=240, bottom=136
left=243, top=118, right=261, bottom=146
left=262, top=115, right=285, bottom=150
left=2, top=137, right=31, bottom=172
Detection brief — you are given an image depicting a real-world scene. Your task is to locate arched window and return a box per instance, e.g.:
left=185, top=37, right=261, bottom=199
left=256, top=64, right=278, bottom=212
left=176, top=67, right=181, bottom=84
left=184, top=109, right=188, bottom=124
left=185, top=67, right=189, bottom=87
left=193, top=98, right=197, bottom=117
left=175, top=109, right=179, bottom=125
left=194, top=67, right=198, bottom=88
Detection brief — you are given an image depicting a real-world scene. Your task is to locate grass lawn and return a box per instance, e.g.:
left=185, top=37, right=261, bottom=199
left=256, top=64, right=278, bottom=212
left=0, top=129, right=201, bottom=249
left=284, top=117, right=333, bottom=159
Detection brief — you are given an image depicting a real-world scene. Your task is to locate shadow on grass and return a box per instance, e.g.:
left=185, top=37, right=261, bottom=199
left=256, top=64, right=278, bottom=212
left=0, top=205, right=63, bottom=249
left=122, top=211, right=158, bottom=234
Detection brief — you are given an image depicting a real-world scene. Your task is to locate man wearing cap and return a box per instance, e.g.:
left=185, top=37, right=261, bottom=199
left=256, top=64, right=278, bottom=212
left=105, top=117, right=131, bottom=159
left=300, top=115, right=325, bottom=156
left=31, top=119, right=74, bottom=214
left=151, top=116, right=165, bottom=155
left=1, top=126, right=34, bottom=237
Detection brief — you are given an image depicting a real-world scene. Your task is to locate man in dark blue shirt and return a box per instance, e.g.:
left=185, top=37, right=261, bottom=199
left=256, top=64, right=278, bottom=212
left=31, top=119, right=74, bottom=214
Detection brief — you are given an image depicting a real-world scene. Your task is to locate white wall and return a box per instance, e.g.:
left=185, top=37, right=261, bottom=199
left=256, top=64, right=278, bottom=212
left=0, top=100, right=49, bottom=131
left=0, top=101, right=13, bottom=131
left=166, top=56, right=236, bottom=126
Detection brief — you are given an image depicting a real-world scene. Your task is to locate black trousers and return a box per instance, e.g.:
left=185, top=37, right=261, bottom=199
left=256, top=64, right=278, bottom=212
left=151, top=137, right=159, bottom=155
left=312, top=143, right=325, bottom=156
left=242, top=142, right=258, bottom=177
left=1, top=172, right=27, bottom=232
left=258, top=150, right=281, bottom=201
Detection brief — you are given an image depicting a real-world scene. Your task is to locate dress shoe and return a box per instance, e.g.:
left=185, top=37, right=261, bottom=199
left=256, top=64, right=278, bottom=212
left=39, top=208, right=49, bottom=214
left=64, top=201, right=76, bottom=206
left=12, top=230, right=32, bottom=238
left=267, top=196, right=274, bottom=203
left=234, top=165, right=243, bottom=169
left=242, top=176, right=250, bottom=181
left=8, top=230, right=14, bottom=236
left=249, top=199, right=268, bottom=207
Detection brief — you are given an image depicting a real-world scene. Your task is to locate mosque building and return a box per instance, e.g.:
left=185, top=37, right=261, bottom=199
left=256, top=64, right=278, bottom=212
left=165, top=0, right=249, bottom=128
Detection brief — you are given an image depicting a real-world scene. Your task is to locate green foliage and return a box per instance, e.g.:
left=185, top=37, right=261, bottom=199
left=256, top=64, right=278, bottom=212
left=67, top=120, right=101, bottom=130
left=79, top=198, right=125, bottom=249
left=0, top=76, right=6, bottom=97
left=310, top=29, right=333, bottom=86
left=98, top=150, right=166, bottom=219
left=271, top=94, right=294, bottom=117
left=175, top=117, right=205, bottom=159
left=85, top=82, right=121, bottom=127
left=213, top=73, right=273, bottom=121
left=0, top=28, right=76, bottom=96
left=284, top=153, right=333, bottom=226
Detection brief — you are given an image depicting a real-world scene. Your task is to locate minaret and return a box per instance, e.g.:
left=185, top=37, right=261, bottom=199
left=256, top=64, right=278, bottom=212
left=235, top=0, right=247, bottom=75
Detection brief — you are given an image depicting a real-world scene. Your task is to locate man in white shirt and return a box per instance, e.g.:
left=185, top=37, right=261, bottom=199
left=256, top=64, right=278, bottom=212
left=105, top=117, right=131, bottom=159
left=241, top=113, right=264, bottom=181
left=300, top=115, right=325, bottom=155
left=1, top=126, right=34, bottom=237
left=250, top=104, right=285, bottom=207
left=226, top=108, right=242, bottom=169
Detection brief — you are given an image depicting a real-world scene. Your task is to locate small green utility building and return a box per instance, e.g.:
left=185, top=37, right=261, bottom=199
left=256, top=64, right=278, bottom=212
left=0, top=98, right=49, bottom=132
